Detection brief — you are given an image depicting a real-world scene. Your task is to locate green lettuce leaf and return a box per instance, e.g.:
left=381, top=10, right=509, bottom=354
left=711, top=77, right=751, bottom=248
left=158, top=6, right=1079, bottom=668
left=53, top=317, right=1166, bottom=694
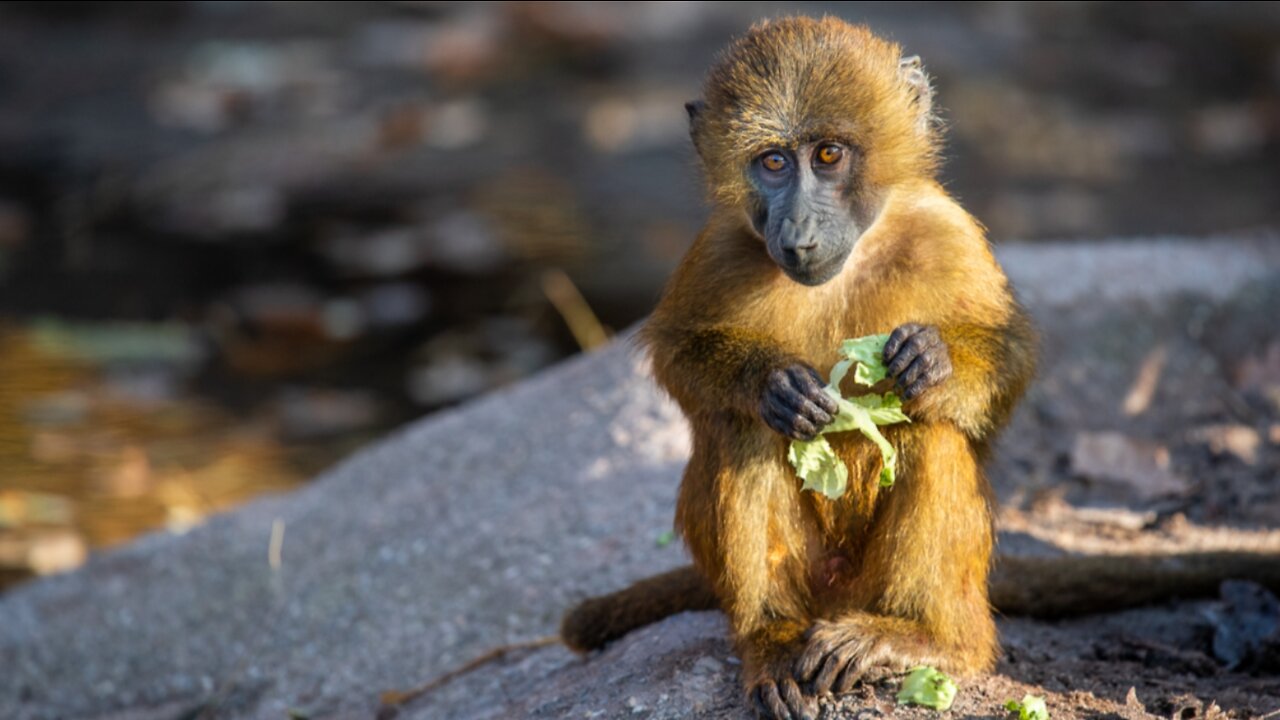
left=787, top=334, right=910, bottom=497
left=787, top=436, right=849, bottom=498
left=897, top=665, right=957, bottom=711
left=1004, top=695, right=1049, bottom=720
left=841, top=333, right=891, bottom=386
left=828, top=357, right=856, bottom=391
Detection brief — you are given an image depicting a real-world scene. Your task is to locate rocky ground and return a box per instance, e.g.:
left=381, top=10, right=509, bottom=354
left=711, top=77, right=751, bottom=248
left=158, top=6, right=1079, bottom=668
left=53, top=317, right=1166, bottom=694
left=1, top=238, right=1278, bottom=720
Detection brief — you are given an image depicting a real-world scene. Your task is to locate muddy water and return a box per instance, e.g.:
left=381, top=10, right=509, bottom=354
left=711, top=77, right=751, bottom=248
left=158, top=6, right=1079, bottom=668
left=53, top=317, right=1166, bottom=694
left=0, top=328, right=325, bottom=588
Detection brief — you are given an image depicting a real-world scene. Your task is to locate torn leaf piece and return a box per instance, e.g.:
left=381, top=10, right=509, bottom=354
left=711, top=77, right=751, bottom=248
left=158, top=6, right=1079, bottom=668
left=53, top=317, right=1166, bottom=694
left=827, top=394, right=906, bottom=488
left=787, top=435, right=849, bottom=499
left=1005, top=694, right=1049, bottom=720
left=897, top=665, right=957, bottom=711
left=787, top=335, right=911, bottom=496
left=841, top=333, right=891, bottom=386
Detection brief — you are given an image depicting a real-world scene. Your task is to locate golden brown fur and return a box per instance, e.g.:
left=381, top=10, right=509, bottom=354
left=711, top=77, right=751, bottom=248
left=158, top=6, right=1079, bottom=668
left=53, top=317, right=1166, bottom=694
left=570, top=16, right=1026, bottom=711
left=625, top=18, right=1033, bottom=696
left=560, top=19, right=1033, bottom=713
left=693, top=19, right=939, bottom=211
left=560, top=15, right=1273, bottom=719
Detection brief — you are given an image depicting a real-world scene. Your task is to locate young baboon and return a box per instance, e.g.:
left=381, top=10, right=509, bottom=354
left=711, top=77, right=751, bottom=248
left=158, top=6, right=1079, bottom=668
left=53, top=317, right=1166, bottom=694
left=560, top=16, right=1279, bottom=720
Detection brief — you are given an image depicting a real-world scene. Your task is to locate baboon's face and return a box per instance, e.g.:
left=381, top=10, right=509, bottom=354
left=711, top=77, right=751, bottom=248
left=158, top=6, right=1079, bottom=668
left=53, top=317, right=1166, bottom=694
left=685, top=19, right=938, bottom=286
left=748, top=141, right=862, bottom=286
left=680, top=19, right=942, bottom=285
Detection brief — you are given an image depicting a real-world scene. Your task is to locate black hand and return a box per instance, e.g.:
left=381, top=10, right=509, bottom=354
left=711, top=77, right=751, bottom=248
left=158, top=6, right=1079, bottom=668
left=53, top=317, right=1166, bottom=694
left=760, top=364, right=839, bottom=441
left=883, top=323, right=952, bottom=400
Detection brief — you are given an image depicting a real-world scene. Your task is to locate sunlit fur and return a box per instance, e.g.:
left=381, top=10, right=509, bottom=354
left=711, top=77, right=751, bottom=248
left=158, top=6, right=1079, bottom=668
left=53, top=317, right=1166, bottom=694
left=565, top=15, right=1037, bottom=708
left=560, top=22, right=1280, bottom=709
left=693, top=17, right=938, bottom=213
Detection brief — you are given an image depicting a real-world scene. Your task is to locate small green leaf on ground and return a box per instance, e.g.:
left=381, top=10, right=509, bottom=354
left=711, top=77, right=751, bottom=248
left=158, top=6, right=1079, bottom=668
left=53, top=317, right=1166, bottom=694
left=1005, top=694, right=1049, bottom=720
left=897, top=665, right=957, bottom=711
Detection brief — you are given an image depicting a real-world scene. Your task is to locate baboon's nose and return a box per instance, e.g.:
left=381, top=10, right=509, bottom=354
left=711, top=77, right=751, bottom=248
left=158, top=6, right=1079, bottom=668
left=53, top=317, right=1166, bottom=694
left=778, top=218, right=818, bottom=266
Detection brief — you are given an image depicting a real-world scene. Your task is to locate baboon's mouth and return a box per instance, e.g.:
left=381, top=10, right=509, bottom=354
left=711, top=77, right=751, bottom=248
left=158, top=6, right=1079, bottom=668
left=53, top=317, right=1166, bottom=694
left=777, top=246, right=851, bottom=287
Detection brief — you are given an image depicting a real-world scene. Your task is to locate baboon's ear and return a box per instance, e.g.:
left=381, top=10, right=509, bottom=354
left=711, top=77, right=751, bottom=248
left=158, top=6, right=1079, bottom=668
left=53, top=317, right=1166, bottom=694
left=685, top=99, right=706, bottom=155
left=684, top=100, right=705, bottom=125
left=899, top=55, right=934, bottom=136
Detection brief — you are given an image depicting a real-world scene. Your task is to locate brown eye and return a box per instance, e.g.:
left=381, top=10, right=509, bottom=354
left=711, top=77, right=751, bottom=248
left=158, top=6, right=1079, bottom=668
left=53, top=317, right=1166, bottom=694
left=760, top=152, right=787, bottom=172
left=816, top=144, right=843, bottom=165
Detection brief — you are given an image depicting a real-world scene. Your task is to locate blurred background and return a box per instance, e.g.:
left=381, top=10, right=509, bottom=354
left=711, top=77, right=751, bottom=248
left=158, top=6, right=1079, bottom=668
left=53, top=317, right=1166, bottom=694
left=0, top=1, right=1277, bottom=590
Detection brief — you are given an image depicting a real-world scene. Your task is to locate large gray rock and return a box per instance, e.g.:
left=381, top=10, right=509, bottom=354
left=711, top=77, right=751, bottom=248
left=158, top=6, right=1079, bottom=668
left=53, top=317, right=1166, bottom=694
left=3, top=238, right=1280, bottom=720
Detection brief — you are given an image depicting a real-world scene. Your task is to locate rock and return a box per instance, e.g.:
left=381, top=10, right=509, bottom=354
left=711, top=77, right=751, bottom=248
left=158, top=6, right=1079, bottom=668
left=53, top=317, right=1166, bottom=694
left=2, top=238, right=1280, bottom=720
left=1207, top=580, right=1280, bottom=672
left=406, top=355, right=491, bottom=406
left=1186, top=424, right=1261, bottom=465
left=1069, top=431, right=1189, bottom=501
left=1191, top=104, right=1269, bottom=157
left=429, top=210, right=504, bottom=272
left=358, top=283, right=431, bottom=329
left=425, top=99, right=489, bottom=151
left=274, top=387, right=381, bottom=441
left=0, top=319, right=693, bottom=720
left=321, top=226, right=433, bottom=278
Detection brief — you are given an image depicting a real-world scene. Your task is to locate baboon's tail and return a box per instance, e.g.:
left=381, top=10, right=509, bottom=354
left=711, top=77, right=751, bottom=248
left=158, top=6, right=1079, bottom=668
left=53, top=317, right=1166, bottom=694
left=561, top=564, right=718, bottom=652
left=563, top=552, right=1280, bottom=651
